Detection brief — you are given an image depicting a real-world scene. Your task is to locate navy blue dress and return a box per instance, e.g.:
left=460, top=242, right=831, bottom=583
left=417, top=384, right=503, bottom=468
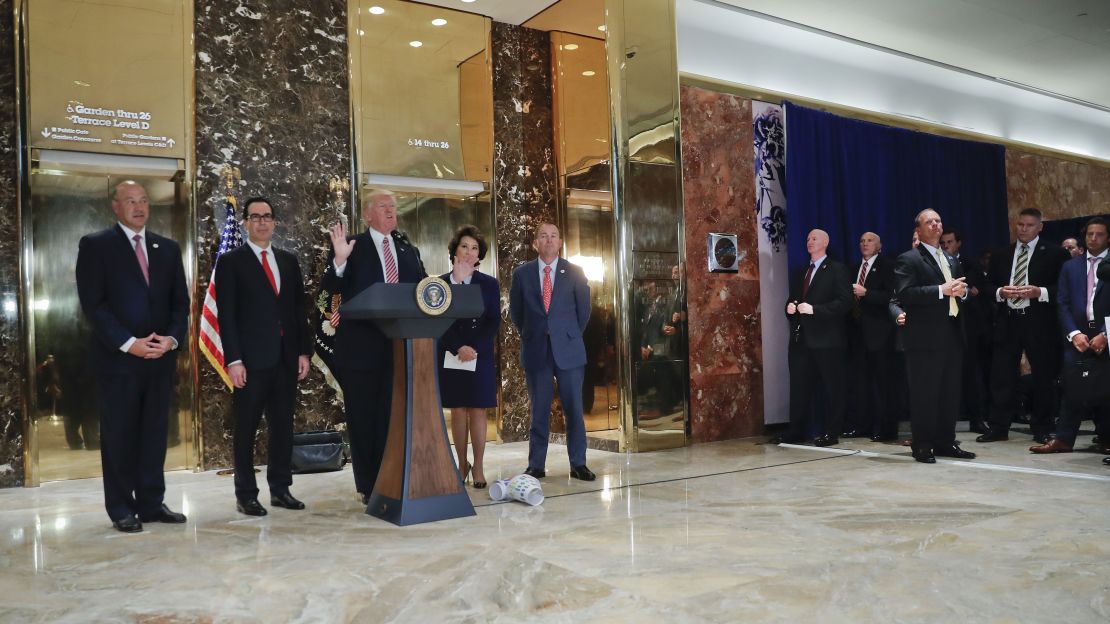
left=437, top=270, right=500, bottom=408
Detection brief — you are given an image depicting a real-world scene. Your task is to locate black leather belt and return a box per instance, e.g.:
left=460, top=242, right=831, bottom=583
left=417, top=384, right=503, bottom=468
left=1087, top=320, right=1099, bottom=330
left=1007, top=307, right=1030, bottom=316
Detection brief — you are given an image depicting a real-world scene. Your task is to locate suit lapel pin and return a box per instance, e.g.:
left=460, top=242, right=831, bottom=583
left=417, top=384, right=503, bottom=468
left=560, top=269, right=565, bottom=274
left=152, top=243, right=159, bottom=249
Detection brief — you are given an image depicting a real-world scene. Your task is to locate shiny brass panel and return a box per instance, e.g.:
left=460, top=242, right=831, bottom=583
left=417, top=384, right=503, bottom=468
left=26, top=167, right=195, bottom=483
left=350, top=0, right=491, bottom=180
left=605, top=0, right=687, bottom=452
left=25, top=0, right=190, bottom=159
left=552, top=32, right=610, bottom=177
left=524, top=0, right=606, bottom=39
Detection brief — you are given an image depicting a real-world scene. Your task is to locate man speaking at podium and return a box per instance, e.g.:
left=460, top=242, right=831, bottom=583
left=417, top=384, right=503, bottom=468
left=322, top=190, right=426, bottom=503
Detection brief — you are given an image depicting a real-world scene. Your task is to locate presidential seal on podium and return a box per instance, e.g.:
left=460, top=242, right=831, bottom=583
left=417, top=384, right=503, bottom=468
left=415, top=275, right=452, bottom=316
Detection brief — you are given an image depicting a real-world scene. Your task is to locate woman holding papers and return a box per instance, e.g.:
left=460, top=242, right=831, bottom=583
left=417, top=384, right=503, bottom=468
left=439, top=225, right=500, bottom=488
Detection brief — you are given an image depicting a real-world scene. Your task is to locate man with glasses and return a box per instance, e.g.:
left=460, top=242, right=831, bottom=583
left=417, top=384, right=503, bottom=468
left=215, top=197, right=312, bottom=516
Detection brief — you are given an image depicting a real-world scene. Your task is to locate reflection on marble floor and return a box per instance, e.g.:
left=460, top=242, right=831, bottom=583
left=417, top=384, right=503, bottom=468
left=1, top=432, right=1109, bottom=623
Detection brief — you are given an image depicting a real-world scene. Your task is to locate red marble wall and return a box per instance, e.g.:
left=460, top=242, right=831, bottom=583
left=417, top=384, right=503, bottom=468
left=1006, top=149, right=1110, bottom=230
left=678, top=85, right=764, bottom=443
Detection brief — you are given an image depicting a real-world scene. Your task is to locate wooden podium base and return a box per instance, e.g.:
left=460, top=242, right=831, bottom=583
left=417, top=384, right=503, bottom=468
left=366, top=338, right=475, bottom=526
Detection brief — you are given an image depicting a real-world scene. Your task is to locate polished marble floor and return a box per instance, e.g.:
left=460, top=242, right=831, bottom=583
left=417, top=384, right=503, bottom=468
left=1, top=431, right=1108, bottom=623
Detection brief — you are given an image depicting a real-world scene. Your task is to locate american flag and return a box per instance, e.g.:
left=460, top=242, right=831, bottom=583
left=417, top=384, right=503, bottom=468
left=199, top=194, right=243, bottom=390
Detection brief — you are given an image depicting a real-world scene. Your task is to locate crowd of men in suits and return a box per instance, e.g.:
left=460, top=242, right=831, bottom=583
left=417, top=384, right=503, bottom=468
left=776, top=207, right=1110, bottom=466
left=76, top=182, right=595, bottom=533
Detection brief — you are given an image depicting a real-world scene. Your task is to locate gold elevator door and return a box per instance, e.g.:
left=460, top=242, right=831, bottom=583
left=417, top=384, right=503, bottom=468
left=27, top=163, right=194, bottom=483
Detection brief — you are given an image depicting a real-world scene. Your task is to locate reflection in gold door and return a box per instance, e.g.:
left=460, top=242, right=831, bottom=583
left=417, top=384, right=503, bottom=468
left=27, top=154, right=195, bottom=483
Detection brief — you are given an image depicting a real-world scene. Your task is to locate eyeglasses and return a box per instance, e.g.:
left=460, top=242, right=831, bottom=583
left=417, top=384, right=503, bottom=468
left=246, top=214, right=275, bottom=223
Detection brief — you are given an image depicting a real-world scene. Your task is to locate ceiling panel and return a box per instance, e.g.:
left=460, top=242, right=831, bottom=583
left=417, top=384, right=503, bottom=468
left=410, top=0, right=557, bottom=25
left=713, top=0, right=1110, bottom=108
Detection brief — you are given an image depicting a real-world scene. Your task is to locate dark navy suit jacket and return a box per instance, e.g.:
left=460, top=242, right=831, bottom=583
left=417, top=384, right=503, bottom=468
left=894, top=245, right=965, bottom=351
left=509, top=258, right=591, bottom=372
left=1057, top=254, right=1110, bottom=340
left=75, top=225, right=189, bottom=374
left=215, top=244, right=312, bottom=371
left=319, top=230, right=426, bottom=371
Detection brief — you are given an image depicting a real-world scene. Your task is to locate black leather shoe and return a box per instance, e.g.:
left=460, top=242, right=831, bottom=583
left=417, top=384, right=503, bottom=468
left=237, top=499, right=268, bottom=517
left=934, top=444, right=976, bottom=459
left=112, top=515, right=142, bottom=533
left=840, top=430, right=865, bottom=438
left=911, top=447, right=936, bottom=464
left=970, top=420, right=989, bottom=434
left=813, top=434, right=839, bottom=447
left=524, top=467, right=546, bottom=479
left=271, top=492, right=305, bottom=510
left=1103, top=456, right=1110, bottom=466
left=570, top=465, right=596, bottom=481
left=140, top=504, right=186, bottom=524
left=976, top=430, right=1009, bottom=443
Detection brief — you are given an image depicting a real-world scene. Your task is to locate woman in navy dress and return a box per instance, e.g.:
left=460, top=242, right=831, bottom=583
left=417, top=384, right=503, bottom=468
left=439, top=225, right=500, bottom=488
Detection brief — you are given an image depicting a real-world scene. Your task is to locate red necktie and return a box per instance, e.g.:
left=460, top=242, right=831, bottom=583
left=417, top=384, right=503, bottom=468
left=857, top=259, right=868, bottom=286
left=542, top=266, right=553, bottom=313
left=801, top=263, right=815, bottom=299
left=132, top=234, right=149, bottom=285
left=382, top=237, right=399, bottom=284
left=261, top=250, right=278, bottom=295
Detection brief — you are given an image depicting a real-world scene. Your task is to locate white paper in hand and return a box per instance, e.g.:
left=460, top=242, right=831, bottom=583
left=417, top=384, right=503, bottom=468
left=443, top=351, right=477, bottom=372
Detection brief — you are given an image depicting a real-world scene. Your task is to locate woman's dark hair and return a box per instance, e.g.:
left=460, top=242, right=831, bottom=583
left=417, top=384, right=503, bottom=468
left=448, top=224, right=488, bottom=266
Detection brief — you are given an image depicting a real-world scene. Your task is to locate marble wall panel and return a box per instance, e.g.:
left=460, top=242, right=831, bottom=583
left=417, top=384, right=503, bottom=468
left=1005, top=149, right=1110, bottom=228
left=490, top=23, right=558, bottom=443
left=194, top=0, right=349, bottom=468
left=678, top=85, right=764, bottom=443
left=0, top=0, right=23, bottom=486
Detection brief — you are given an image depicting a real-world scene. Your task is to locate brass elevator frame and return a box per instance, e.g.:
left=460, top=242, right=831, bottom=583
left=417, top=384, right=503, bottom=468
left=14, top=0, right=199, bottom=486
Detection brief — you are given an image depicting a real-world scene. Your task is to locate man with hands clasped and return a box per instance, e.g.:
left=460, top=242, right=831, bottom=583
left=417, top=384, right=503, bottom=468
left=978, top=208, right=1069, bottom=444
left=894, top=209, right=976, bottom=464
left=777, top=229, right=853, bottom=447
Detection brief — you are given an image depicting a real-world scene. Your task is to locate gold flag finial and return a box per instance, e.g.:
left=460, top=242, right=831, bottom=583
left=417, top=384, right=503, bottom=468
left=220, top=164, right=241, bottom=190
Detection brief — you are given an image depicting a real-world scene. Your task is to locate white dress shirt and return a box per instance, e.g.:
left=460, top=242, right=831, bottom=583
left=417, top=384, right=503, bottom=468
left=996, top=236, right=1051, bottom=305
left=117, top=223, right=177, bottom=353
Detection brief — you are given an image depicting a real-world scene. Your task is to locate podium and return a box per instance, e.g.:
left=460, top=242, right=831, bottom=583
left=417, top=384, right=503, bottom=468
left=339, top=281, right=483, bottom=525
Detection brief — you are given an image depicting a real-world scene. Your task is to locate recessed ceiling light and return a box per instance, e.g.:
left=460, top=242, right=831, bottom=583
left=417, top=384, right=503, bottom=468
left=409, top=40, right=423, bottom=47
left=598, top=25, right=606, bottom=32
left=432, top=18, right=447, bottom=26
left=582, top=70, right=596, bottom=76
left=368, top=5, right=384, bottom=14
left=564, top=43, right=579, bottom=51
left=461, top=0, right=476, bottom=3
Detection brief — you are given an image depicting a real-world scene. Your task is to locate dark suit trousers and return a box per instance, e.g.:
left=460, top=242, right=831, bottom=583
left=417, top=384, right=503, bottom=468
left=988, top=313, right=1060, bottom=436
left=904, top=319, right=962, bottom=450
left=339, top=365, right=394, bottom=496
left=233, top=364, right=296, bottom=501
left=96, top=364, right=173, bottom=521
left=788, top=342, right=846, bottom=437
left=1055, top=332, right=1110, bottom=444
left=847, top=331, right=894, bottom=436
left=525, top=344, right=588, bottom=469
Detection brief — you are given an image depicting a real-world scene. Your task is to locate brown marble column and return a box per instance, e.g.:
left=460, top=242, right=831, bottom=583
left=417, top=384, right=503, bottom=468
left=194, top=0, right=350, bottom=468
left=678, top=85, right=764, bottom=442
left=0, top=0, right=24, bottom=487
left=490, top=22, right=558, bottom=443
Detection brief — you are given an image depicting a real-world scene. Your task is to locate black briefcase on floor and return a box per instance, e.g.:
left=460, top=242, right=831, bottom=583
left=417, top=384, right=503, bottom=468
left=1061, top=352, right=1110, bottom=408
left=291, top=430, right=348, bottom=474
